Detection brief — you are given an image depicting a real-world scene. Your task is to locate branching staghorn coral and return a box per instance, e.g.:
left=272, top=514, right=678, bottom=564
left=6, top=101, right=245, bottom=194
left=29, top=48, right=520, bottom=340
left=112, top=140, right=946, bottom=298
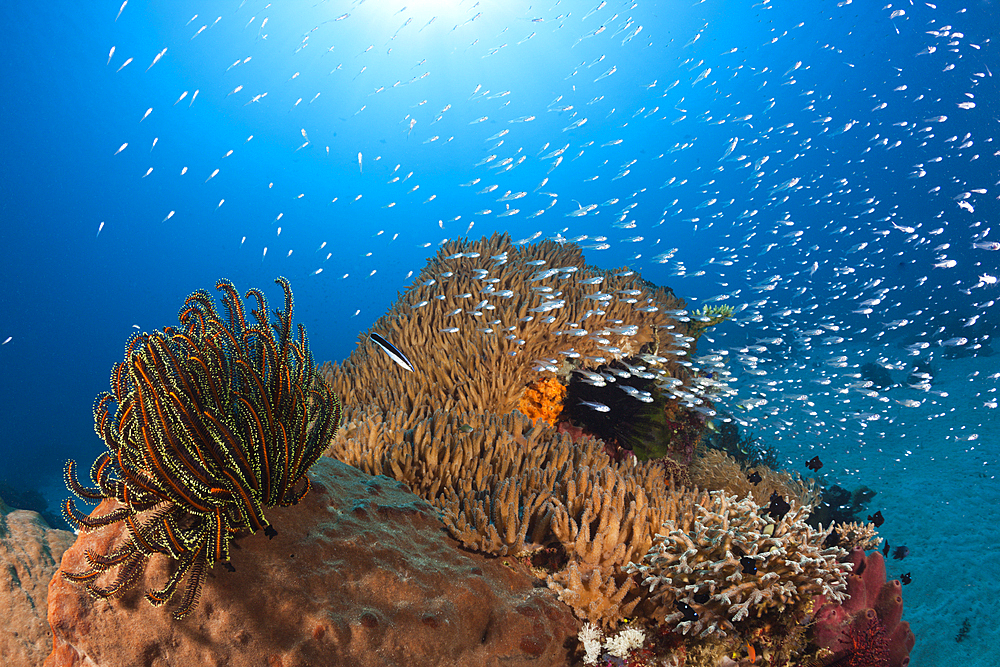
left=627, top=490, right=850, bottom=638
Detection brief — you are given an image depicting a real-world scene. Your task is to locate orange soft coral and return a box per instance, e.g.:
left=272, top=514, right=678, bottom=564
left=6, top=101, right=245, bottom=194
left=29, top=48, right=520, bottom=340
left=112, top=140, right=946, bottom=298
left=516, top=377, right=567, bottom=426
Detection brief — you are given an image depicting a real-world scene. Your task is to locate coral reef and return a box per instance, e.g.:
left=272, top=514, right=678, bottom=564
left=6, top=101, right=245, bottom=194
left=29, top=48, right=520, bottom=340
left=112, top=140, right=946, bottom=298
left=328, top=405, right=669, bottom=625
left=328, top=401, right=853, bottom=649
left=320, top=236, right=882, bottom=664
left=321, top=232, right=695, bottom=424
left=811, top=549, right=915, bottom=667
left=323, top=236, right=735, bottom=630
left=27, top=240, right=895, bottom=667
left=46, top=458, right=578, bottom=667
left=628, top=491, right=850, bottom=638
left=60, top=277, right=342, bottom=619
left=0, top=497, right=75, bottom=666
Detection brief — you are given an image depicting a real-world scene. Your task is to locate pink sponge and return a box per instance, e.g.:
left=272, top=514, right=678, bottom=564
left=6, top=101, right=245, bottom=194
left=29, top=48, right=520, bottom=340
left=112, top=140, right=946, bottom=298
left=813, top=549, right=915, bottom=667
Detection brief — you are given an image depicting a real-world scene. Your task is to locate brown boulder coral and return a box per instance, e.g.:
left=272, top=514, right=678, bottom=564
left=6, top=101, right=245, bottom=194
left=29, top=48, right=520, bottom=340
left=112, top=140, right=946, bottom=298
left=46, top=457, right=579, bottom=667
left=0, top=497, right=75, bottom=666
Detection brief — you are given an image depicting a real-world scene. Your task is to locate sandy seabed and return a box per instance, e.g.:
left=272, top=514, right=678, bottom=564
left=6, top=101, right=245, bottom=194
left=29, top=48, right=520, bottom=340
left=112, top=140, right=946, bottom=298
left=862, top=355, right=997, bottom=667
left=753, top=349, right=1000, bottom=667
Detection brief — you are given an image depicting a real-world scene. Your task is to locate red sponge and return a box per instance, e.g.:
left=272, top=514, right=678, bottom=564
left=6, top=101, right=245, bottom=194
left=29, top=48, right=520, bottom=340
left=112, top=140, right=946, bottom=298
left=813, top=549, right=915, bottom=667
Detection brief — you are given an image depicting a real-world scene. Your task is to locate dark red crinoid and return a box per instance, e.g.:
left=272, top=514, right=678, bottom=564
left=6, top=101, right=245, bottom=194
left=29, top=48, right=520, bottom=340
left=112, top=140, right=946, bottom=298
left=844, top=609, right=890, bottom=667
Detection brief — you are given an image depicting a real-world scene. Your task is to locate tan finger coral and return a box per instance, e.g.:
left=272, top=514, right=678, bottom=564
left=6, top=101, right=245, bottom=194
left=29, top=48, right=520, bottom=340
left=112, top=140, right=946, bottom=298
left=689, top=447, right=821, bottom=508
left=320, top=232, right=691, bottom=425
left=322, top=235, right=843, bottom=636
left=326, top=402, right=679, bottom=626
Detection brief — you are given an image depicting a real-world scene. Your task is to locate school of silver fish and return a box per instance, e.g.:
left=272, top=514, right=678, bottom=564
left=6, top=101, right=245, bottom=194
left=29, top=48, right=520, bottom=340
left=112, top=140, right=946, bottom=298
left=95, top=0, right=996, bottom=478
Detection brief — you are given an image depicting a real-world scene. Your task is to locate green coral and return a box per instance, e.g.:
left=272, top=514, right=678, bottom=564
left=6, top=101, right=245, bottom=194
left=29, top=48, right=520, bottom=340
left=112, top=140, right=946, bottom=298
left=689, top=304, right=735, bottom=339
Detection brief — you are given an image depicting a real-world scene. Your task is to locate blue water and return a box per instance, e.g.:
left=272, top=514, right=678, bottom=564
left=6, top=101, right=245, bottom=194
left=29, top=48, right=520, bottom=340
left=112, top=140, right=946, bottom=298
left=1, top=0, right=997, bottom=664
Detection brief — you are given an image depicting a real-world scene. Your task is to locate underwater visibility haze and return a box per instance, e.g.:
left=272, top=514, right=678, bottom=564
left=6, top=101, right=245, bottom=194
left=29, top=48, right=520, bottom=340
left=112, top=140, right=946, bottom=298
left=0, top=0, right=998, bottom=665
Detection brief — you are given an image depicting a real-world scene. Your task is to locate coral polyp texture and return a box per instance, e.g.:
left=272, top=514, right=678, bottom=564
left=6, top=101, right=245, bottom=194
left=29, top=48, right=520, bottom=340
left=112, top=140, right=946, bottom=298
left=689, top=448, right=821, bottom=509
left=329, top=403, right=677, bottom=625
left=323, top=235, right=714, bottom=627
left=60, top=277, right=342, bottom=620
left=627, top=490, right=851, bottom=638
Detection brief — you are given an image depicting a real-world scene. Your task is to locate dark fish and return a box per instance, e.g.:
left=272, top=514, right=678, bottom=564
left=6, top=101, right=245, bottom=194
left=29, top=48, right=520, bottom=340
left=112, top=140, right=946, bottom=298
left=883, top=540, right=890, bottom=558
left=675, top=600, right=698, bottom=623
left=746, top=470, right=762, bottom=485
left=900, top=572, right=912, bottom=585
left=693, top=592, right=710, bottom=604
left=892, top=545, right=909, bottom=560
left=766, top=492, right=790, bottom=520
left=868, top=510, right=884, bottom=528
left=370, top=332, right=414, bottom=372
left=740, top=556, right=757, bottom=574
left=806, top=455, right=823, bottom=471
